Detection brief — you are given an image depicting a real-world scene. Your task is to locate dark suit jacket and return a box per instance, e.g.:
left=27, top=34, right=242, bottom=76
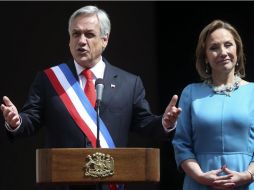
left=13, top=58, right=169, bottom=148
left=8, top=58, right=173, bottom=190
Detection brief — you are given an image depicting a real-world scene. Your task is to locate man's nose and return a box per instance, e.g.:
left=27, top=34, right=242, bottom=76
left=79, top=34, right=87, bottom=44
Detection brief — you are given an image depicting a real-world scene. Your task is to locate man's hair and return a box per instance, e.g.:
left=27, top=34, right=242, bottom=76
left=68, top=5, right=111, bottom=37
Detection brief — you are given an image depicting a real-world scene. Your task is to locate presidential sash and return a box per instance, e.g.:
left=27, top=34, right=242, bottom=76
left=44, top=63, right=115, bottom=148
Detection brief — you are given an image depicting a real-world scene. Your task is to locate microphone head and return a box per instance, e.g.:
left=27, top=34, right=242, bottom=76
left=95, top=78, right=104, bottom=86
left=95, top=78, right=104, bottom=102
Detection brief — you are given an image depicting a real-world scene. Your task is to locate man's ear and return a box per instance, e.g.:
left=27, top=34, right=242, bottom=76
left=102, top=33, right=109, bottom=49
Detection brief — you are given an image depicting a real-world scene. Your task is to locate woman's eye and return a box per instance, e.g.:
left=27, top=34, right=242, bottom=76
left=209, top=46, right=218, bottom=51
left=225, top=43, right=233, bottom=48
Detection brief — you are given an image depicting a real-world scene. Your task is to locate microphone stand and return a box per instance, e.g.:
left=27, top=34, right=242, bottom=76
left=95, top=100, right=101, bottom=148
left=95, top=100, right=102, bottom=190
left=95, top=79, right=104, bottom=189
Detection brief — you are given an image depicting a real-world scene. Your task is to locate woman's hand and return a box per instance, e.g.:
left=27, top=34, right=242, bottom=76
left=197, top=168, right=234, bottom=189
left=213, top=166, right=252, bottom=188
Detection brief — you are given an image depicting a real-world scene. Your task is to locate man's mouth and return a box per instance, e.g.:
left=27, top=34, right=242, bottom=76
left=77, top=47, right=87, bottom=53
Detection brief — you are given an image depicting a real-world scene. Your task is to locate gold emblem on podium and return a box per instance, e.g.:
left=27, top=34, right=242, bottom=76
left=84, top=152, right=114, bottom=178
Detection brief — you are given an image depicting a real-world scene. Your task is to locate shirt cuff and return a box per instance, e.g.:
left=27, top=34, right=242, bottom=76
left=162, top=121, right=177, bottom=133
left=5, top=116, right=22, bottom=132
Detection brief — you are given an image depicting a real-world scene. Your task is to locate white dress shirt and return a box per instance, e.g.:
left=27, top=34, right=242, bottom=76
left=74, top=56, right=105, bottom=88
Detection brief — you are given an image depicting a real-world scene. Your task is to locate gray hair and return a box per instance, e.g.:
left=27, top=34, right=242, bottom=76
left=68, top=5, right=111, bottom=37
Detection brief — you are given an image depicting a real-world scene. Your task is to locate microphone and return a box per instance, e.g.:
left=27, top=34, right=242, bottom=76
left=95, top=78, right=104, bottom=104
left=95, top=78, right=104, bottom=148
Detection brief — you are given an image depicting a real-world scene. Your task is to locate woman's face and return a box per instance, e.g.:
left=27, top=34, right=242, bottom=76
left=205, top=28, right=237, bottom=76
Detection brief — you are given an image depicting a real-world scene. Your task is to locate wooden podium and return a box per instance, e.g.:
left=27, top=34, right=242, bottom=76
left=36, top=148, right=160, bottom=185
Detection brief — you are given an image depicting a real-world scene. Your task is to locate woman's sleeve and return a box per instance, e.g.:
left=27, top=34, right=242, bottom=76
left=172, top=84, right=196, bottom=168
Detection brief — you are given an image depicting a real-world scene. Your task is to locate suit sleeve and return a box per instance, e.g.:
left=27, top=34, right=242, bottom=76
left=131, top=76, right=168, bottom=139
left=11, top=71, right=46, bottom=137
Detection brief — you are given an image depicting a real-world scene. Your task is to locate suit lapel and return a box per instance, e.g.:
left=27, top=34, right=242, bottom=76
left=100, top=60, right=119, bottom=114
left=66, top=59, right=79, bottom=81
left=66, top=58, right=119, bottom=115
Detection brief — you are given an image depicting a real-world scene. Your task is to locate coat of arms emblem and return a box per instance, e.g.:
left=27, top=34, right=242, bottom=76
left=84, top=152, right=114, bottom=178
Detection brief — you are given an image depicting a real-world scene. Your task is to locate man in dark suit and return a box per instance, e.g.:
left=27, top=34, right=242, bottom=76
left=1, top=5, right=181, bottom=190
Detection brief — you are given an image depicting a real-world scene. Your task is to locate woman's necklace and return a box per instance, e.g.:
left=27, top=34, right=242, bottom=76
left=205, top=75, right=241, bottom=96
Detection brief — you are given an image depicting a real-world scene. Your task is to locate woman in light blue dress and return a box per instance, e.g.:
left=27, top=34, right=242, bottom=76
left=173, top=19, right=254, bottom=190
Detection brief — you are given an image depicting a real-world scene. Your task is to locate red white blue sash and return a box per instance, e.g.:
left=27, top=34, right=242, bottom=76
left=44, top=63, right=115, bottom=148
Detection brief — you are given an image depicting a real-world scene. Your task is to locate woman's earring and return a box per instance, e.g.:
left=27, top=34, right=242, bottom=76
left=205, top=63, right=209, bottom=74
